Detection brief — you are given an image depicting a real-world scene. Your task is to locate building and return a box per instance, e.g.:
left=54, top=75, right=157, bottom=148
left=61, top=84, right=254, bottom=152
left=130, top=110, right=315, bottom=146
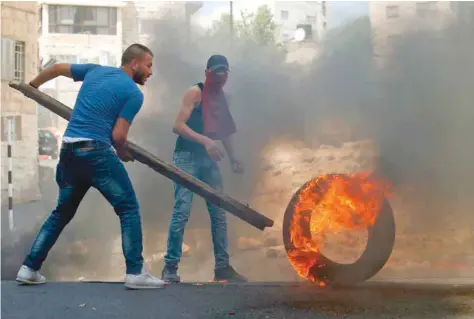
left=1, top=2, right=41, bottom=204
left=37, top=0, right=126, bottom=132
left=271, top=1, right=328, bottom=43
left=369, top=1, right=456, bottom=68
left=122, top=1, right=203, bottom=48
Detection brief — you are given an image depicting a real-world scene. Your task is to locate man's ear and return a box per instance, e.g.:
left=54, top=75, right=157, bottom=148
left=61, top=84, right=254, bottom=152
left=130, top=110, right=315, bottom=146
left=131, top=59, right=138, bottom=71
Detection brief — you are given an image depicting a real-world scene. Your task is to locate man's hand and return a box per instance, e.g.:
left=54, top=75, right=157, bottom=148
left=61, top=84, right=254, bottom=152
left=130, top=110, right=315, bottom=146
left=204, top=138, right=225, bottom=162
left=117, top=148, right=135, bottom=162
left=231, top=159, right=244, bottom=174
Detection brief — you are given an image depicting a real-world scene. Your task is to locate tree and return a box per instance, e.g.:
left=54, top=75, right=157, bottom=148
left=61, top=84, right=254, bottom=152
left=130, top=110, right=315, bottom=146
left=210, top=13, right=232, bottom=37
left=248, top=5, right=276, bottom=45
left=211, top=5, right=276, bottom=46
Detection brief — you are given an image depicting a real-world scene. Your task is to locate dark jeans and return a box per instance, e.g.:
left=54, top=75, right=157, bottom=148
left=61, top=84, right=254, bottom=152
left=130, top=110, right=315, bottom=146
left=164, top=150, right=230, bottom=270
left=23, top=141, right=144, bottom=274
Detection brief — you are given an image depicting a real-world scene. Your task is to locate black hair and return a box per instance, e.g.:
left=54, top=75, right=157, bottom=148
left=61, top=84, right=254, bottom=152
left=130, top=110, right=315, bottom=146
left=121, top=43, right=153, bottom=66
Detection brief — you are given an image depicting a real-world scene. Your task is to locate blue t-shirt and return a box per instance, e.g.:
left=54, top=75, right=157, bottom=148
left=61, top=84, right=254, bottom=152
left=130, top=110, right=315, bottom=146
left=63, top=64, right=144, bottom=146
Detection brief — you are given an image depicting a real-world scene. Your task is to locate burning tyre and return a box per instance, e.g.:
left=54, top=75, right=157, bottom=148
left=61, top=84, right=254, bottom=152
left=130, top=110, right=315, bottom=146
left=282, top=173, right=395, bottom=287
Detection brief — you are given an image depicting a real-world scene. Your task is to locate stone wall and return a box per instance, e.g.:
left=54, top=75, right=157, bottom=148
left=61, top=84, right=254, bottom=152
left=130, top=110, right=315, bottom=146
left=1, top=2, right=41, bottom=204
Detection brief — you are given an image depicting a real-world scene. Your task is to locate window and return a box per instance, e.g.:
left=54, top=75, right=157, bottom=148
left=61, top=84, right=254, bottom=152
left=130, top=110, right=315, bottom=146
left=51, top=55, right=78, bottom=64
left=306, top=15, right=317, bottom=24
left=386, top=5, right=399, bottom=19
left=1, top=38, right=14, bottom=80
left=1, top=38, right=26, bottom=82
left=416, top=2, right=438, bottom=18
left=14, top=41, right=25, bottom=82
left=281, top=10, right=289, bottom=20
left=1, top=116, right=22, bottom=141
left=48, top=5, right=117, bottom=35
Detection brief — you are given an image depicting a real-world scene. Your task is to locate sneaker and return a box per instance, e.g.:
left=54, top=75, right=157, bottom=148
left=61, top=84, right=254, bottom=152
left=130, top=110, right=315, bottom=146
left=161, top=265, right=181, bottom=283
left=214, top=266, right=248, bottom=283
left=16, top=265, right=46, bottom=285
left=124, top=267, right=165, bottom=289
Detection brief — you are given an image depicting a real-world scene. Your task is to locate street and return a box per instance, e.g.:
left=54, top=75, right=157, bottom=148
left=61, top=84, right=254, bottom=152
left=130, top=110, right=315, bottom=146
left=2, top=280, right=474, bottom=319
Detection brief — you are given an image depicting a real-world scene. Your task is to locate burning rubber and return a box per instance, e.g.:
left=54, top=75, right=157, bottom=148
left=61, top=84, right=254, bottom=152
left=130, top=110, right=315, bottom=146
left=282, top=173, right=396, bottom=287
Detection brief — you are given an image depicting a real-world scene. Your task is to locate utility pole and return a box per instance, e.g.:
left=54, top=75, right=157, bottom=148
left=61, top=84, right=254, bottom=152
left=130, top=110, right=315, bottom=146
left=229, top=1, right=234, bottom=43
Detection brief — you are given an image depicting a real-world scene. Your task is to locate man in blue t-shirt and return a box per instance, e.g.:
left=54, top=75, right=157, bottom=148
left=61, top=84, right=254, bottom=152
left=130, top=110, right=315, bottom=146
left=16, top=44, right=164, bottom=289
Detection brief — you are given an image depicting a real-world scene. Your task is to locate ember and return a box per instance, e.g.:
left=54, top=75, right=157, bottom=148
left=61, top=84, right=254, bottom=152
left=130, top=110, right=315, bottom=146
left=283, top=172, right=394, bottom=286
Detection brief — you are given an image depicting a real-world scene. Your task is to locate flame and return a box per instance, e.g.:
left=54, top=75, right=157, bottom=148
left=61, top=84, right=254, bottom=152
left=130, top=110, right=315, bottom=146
left=287, top=172, right=392, bottom=286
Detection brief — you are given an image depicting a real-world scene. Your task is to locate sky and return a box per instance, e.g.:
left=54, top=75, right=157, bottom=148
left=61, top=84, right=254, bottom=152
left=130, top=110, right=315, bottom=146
left=195, top=1, right=369, bottom=30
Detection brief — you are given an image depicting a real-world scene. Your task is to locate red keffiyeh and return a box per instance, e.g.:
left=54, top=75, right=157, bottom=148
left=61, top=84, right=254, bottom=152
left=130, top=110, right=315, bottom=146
left=201, top=79, right=236, bottom=140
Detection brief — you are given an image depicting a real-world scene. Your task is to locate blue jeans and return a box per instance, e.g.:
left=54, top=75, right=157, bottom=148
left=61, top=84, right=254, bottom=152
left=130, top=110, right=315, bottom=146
left=23, top=141, right=144, bottom=274
left=164, top=150, right=230, bottom=270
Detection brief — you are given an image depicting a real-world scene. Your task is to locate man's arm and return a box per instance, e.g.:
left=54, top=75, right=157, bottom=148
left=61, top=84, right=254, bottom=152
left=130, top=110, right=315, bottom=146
left=112, top=91, right=144, bottom=161
left=173, top=86, right=211, bottom=146
left=29, top=63, right=99, bottom=88
left=222, top=135, right=237, bottom=162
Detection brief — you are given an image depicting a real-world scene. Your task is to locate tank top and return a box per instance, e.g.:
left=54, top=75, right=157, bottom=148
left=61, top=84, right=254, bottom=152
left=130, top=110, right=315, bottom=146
left=174, top=82, right=207, bottom=155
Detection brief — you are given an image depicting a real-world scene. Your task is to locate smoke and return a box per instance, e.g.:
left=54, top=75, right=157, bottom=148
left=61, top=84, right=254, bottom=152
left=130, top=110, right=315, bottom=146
left=3, top=8, right=474, bottom=281
left=369, top=20, right=474, bottom=231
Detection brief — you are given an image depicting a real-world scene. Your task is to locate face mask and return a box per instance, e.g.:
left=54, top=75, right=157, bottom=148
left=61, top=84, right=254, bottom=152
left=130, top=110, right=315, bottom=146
left=205, top=70, right=228, bottom=89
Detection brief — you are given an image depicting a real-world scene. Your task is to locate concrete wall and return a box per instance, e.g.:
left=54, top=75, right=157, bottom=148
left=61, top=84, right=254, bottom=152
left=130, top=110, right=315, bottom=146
left=1, top=1, right=41, bottom=204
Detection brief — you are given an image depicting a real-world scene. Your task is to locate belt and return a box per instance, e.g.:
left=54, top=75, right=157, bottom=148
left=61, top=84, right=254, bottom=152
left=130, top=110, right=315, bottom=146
left=61, top=140, right=109, bottom=151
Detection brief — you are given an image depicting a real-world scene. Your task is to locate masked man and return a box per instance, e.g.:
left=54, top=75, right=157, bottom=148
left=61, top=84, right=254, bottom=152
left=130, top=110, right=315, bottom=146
left=162, top=55, right=247, bottom=283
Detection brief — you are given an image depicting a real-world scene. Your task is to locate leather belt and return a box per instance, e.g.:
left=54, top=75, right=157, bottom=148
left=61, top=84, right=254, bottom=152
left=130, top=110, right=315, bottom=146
left=61, top=140, right=109, bottom=151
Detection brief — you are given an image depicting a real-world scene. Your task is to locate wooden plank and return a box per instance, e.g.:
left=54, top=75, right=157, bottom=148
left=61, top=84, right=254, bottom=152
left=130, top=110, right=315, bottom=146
left=9, top=81, right=274, bottom=231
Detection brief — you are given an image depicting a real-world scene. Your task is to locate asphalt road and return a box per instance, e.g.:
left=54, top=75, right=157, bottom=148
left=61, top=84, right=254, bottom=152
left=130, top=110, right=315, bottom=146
left=2, top=280, right=474, bottom=319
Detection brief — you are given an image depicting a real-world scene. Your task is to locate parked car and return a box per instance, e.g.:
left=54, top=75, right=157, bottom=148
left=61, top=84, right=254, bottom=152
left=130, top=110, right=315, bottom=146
left=38, top=129, right=58, bottom=159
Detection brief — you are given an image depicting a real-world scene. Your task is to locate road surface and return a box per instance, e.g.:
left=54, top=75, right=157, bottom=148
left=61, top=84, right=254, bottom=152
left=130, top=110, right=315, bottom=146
left=2, top=280, right=474, bottom=319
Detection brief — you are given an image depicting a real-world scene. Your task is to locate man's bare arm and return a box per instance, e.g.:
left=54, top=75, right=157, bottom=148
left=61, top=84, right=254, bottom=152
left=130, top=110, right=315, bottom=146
left=29, top=64, right=73, bottom=88
left=112, top=117, right=131, bottom=147
left=222, top=135, right=237, bottom=162
left=173, top=86, right=211, bottom=146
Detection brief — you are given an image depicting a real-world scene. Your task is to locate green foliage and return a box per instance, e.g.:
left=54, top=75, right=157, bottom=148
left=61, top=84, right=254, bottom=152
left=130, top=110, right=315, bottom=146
left=212, top=5, right=276, bottom=46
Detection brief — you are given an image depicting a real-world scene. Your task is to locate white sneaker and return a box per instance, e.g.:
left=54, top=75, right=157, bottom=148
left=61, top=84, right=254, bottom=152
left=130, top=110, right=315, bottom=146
left=124, top=267, right=165, bottom=289
left=16, top=265, right=46, bottom=285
